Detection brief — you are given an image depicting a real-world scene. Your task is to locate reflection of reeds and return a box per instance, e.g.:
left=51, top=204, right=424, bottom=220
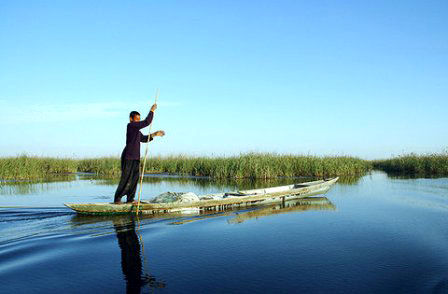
left=373, top=152, right=448, bottom=176
left=0, top=174, right=77, bottom=195
left=0, top=174, right=344, bottom=197
left=97, top=175, right=312, bottom=189
left=337, top=175, right=363, bottom=185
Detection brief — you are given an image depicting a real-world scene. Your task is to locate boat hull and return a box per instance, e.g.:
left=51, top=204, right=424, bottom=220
left=65, top=177, right=339, bottom=215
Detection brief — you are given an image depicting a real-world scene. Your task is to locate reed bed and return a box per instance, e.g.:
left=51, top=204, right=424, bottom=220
left=373, top=152, right=448, bottom=176
left=0, top=155, right=78, bottom=180
left=77, top=157, right=121, bottom=176
left=0, top=153, right=370, bottom=180
left=145, top=153, right=370, bottom=179
left=3, top=152, right=447, bottom=181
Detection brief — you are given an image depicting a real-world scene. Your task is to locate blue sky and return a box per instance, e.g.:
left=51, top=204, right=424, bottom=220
left=0, top=0, right=447, bottom=159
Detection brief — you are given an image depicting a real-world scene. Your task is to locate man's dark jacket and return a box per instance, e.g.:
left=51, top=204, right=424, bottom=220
left=122, top=110, right=154, bottom=160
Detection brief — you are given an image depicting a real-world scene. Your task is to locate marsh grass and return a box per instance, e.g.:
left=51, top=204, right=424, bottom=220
left=0, top=153, right=370, bottom=180
left=373, top=152, right=448, bottom=176
left=3, top=152, right=446, bottom=182
left=77, top=157, right=121, bottom=176
left=0, top=155, right=78, bottom=180
left=145, top=153, right=370, bottom=179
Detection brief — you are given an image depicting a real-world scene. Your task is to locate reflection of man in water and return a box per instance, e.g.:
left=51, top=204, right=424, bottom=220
left=113, top=217, right=165, bottom=293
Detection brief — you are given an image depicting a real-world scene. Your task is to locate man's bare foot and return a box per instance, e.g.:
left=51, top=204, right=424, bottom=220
left=114, top=201, right=125, bottom=205
left=127, top=201, right=139, bottom=205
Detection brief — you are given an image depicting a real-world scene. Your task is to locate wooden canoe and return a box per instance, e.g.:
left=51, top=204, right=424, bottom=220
left=64, top=177, right=339, bottom=215
left=69, top=197, right=335, bottom=226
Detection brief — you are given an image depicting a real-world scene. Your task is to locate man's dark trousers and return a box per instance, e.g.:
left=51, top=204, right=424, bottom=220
left=114, top=154, right=140, bottom=203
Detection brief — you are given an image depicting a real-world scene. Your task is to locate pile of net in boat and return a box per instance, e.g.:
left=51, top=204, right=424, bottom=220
left=149, top=191, right=253, bottom=204
left=150, top=192, right=200, bottom=204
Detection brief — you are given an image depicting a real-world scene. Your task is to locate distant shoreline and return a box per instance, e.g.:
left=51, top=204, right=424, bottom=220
left=0, top=152, right=447, bottom=181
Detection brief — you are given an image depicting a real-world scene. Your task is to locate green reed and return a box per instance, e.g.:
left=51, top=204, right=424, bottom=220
left=0, top=153, right=371, bottom=180
left=77, top=157, right=121, bottom=176
left=145, top=153, right=370, bottom=179
left=373, top=152, right=448, bottom=176
left=3, top=152, right=447, bottom=181
left=0, top=155, right=78, bottom=180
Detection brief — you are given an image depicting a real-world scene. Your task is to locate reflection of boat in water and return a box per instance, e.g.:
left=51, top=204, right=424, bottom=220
left=71, top=215, right=165, bottom=293
left=65, top=178, right=338, bottom=215
left=71, top=195, right=336, bottom=227
left=228, top=197, right=336, bottom=224
left=160, top=197, right=336, bottom=225
left=71, top=213, right=176, bottom=225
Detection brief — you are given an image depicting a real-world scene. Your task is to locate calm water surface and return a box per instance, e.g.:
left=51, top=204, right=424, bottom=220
left=1, top=172, right=447, bottom=293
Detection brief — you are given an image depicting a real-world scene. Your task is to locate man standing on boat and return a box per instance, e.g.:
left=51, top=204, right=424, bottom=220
left=114, top=103, right=165, bottom=204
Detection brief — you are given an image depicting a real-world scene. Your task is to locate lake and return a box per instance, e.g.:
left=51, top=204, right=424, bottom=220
left=1, top=172, right=447, bottom=293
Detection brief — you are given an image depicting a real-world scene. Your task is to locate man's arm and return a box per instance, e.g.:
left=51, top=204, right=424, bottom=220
left=131, top=110, right=154, bottom=129
left=140, top=130, right=165, bottom=143
left=140, top=132, right=154, bottom=143
left=130, top=104, right=157, bottom=129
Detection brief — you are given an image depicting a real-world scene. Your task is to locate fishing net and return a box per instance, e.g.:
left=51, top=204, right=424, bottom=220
left=150, top=192, right=200, bottom=204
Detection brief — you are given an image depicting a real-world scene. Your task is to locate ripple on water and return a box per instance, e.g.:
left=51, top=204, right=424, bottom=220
left=1, top=173, right=448, bottom=293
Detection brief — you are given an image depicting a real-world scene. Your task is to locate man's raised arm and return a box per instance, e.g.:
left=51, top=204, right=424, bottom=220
left=130, top=104, right=157, bottom=129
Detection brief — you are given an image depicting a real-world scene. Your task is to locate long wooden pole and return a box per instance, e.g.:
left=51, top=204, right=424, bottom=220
left=136, top=88, right=159, bottom=214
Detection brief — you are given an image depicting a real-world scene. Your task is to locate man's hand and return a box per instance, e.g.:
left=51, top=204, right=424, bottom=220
left=151, top=103, right=157, bottom=112
left=152, top=130, right=165, bottom=137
